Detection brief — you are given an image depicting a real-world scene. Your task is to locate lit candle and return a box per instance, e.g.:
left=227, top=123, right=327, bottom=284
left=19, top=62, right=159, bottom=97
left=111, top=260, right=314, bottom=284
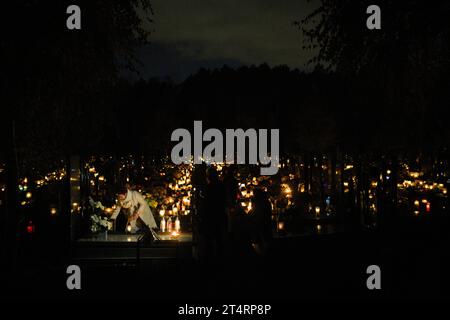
left=277, top=221, right=285, bottom=231
left=160, top=217, right=166, bottom=232
left=175, top=216, right=180, bottom=232
left=127, top=224, right=132, bottom=233
left=315, top=206, right=321, bottom=215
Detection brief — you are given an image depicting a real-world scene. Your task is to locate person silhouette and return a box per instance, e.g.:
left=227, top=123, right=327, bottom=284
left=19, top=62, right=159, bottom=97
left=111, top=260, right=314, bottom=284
left=251, top=189, right=273, bottom=256
left=201, top=167, right=227, bottom=262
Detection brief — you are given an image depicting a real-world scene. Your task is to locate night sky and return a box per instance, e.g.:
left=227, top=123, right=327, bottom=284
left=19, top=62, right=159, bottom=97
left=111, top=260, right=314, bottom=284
left=124, top=0, right=319, bottom=82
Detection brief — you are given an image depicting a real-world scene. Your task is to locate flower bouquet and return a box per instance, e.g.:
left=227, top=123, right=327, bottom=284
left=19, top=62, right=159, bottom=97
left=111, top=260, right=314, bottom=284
left=88, top=196, right=111, bottom=234
left=90, top=213, right=110, bottom=233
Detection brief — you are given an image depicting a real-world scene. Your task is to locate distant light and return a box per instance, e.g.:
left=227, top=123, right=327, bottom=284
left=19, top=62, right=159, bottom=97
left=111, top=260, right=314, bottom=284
left=50, top=207, right=57, bottom=216
left=26, top=221, right=35, bottom=234
left=25, top=192, right=32, bottom=199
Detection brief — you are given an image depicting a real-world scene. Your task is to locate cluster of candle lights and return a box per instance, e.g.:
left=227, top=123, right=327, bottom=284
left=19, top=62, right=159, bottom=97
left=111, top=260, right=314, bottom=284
left=2, top=156, right=447, bottom=233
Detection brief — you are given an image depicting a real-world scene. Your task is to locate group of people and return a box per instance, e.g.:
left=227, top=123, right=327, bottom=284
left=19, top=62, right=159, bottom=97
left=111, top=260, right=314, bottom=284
left=105, top=165, right=273, bottom=260
left=191, top=164, right=273, bottom=262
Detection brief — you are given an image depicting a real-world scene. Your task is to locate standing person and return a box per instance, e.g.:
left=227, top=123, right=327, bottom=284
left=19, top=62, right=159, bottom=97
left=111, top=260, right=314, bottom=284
left=251, top=189, right=273, bottom=256
left=202, top=167, right=227, bottom=261
left=191, top=163, right=207, bottom=261
left=222, top=166, right=238, bottom=257
left=222, top=166, right=238, bottom=232
left=108, top=185, right=158, bottom=235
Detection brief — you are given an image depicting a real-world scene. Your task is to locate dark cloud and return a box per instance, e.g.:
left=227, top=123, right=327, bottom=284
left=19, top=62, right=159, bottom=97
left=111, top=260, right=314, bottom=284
left=132, top=0, right=318, bottom=81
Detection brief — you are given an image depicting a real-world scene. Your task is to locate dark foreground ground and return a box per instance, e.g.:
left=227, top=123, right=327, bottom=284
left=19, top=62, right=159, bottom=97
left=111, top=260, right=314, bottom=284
left=2, top=216, right=450, bottom=302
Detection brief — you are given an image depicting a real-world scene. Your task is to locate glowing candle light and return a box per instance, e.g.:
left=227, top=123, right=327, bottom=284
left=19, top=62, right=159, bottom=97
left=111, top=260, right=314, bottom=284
left=175, top=216, right=180, bottom=232
left=127, top=224, right=132, bottom=233
left=247, top=202, right=252, bottom=213
left=160, top=217, right=166, bottom=232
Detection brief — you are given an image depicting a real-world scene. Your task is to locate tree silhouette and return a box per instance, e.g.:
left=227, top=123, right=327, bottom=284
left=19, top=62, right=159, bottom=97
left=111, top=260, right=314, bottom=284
left=1, top=0, right=153, bottom=264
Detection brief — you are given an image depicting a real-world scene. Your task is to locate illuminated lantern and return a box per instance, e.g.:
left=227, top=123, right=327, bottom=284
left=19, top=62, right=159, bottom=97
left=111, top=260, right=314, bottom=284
left=26, top=221, right=35, bottom=234
left=175, top=216, right=181, bottom=232
left=247, top=202, right=252, bottom=214
left=160, top=217, right=166, bottom=232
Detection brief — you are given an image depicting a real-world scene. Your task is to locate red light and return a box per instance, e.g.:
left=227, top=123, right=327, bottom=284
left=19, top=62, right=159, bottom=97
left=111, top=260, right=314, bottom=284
left=426, top=203, right=431, bottom=213
left=26, top=221, right=35, bottom=234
